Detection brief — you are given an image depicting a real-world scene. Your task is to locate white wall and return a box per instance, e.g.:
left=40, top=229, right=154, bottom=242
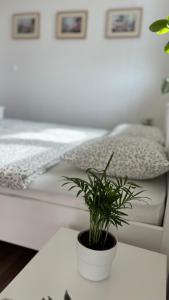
left=0, top=0, right=168, bottom=129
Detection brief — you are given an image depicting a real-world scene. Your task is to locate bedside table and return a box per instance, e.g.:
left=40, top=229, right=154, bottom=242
left=0, top=228, right=167, bottom=300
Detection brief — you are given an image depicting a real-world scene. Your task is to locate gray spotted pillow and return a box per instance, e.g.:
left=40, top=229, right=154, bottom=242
left=110, top=124, right=165, bottom=145
left=63, top=136, right=169, bottom=179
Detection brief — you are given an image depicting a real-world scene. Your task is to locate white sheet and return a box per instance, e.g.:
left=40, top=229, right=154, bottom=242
left=0, top=161, right=166, bottom=226
left=0, top=119, right=108, bottom=189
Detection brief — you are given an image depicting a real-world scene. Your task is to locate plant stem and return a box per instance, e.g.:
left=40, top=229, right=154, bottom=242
left=103, top=226, right=110, bottom=247
left=100, top=152, right=114, bottom=181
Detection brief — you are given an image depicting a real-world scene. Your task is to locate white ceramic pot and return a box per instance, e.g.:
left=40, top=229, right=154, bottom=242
left=77, top=230, right=117, bottom=282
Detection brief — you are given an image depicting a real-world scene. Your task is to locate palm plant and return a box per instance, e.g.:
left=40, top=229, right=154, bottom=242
left=63, top=153, right=143, bottom=249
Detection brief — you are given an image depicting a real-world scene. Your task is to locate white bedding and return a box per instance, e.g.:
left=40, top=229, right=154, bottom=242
left=0, top=119, right=108, bottom=189
left=0, top=119, right=166, bottom=227
left=0, top=161, right=166, bottom=226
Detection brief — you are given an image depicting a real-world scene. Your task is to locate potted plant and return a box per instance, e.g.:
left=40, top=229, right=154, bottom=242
left=62, top=153, right=143, bottom=282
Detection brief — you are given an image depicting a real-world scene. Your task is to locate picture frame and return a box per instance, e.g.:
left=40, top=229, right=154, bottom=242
left=56, top=11, right=88, bottom=39
left=106, top=8, right=143, bottom=38
left=12, top=12, right=40, bottom=39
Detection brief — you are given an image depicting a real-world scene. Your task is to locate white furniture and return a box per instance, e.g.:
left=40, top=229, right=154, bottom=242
left=0, top=228, right=167, bottom=300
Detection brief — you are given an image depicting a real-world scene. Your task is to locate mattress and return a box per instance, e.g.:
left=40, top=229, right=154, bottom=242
left=0, top=161, right=166, bottom=226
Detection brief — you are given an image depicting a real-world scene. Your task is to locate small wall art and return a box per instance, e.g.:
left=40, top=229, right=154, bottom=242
left=56, top=11, right=88, bottom=39
left=106, top=8, right=143, bottom=38
left=12, top=12, right=40, bottom=39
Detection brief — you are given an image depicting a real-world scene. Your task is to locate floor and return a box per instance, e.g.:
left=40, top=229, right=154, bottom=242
left=0, top=240, right=37, bottom=292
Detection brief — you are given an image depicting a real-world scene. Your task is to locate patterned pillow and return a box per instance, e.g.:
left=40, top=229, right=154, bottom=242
left=110, top=124, right=165, bottom=145
left=63, top=136, right=169, bottom=179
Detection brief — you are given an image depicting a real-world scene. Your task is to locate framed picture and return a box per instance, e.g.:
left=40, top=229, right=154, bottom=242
left=56, top=11, right=88, bottom=39
left=12, top=13, right=40, bottom=39
left=106, top=8, right=142, bottom=38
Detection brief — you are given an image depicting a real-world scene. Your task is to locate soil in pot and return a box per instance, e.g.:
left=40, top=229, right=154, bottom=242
left=78, top=230, right=117, bottom=251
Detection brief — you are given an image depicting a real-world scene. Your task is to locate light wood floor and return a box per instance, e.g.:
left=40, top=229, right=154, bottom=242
left=0, top=240, right=37, bottom=292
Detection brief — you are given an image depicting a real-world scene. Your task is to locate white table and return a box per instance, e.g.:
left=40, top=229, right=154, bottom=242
left=0, top=228, right=167, bottom=300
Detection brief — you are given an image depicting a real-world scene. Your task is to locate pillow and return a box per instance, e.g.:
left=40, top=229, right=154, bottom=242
left=109, top=123, right=165, bottom=145
left=63, top=135, right=169, bottom=180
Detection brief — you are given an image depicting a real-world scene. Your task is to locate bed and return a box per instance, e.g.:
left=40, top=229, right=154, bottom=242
left=0, top=113, right=169, bottom=269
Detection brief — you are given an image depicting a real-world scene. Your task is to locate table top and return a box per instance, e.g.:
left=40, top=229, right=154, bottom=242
left=0, top=228, right=167, bottom=300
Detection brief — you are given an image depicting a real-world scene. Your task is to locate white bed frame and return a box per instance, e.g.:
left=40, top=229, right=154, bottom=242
left=0, top=109, right=169, bottom=268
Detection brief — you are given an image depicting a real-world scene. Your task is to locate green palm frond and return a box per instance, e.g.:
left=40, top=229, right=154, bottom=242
left=62, top=152, right=145, bottom=248
left=42, top=291, right=71, bottom=300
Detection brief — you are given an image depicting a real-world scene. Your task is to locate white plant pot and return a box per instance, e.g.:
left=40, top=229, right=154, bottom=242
left=77, top=230, right=117, bottom=282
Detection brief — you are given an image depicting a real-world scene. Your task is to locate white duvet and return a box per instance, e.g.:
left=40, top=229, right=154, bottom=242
left=0, top=119, right=108, bottom=189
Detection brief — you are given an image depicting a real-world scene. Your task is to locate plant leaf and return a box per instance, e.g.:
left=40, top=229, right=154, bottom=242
left=157, top=27, right=169, bottom=35
left=149, top=19, right=169, bottom=32
left=164, top=42, right=169, bottom=53
left=64, top=290, right=71, bottom=300
left=161, top=76, right=169, bottom=93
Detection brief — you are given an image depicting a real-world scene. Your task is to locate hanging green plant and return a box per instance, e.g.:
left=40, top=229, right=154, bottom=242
left=149, top=16, right=169, bottom=53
